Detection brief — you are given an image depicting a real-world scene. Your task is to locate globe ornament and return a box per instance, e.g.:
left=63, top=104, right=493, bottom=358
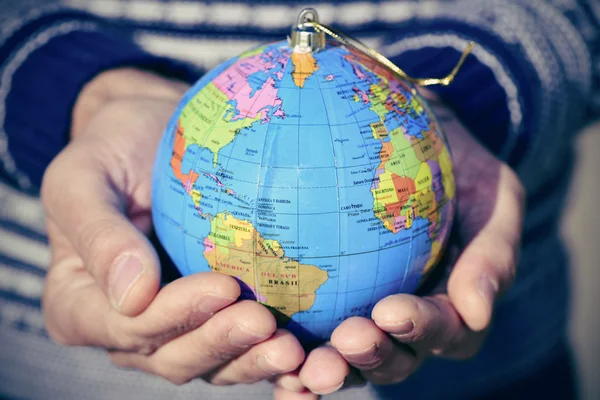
left=152, top=8, right=473, bottom=343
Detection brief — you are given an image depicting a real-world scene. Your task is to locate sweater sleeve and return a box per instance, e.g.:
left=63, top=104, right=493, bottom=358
left=379, top=0, right=599, bottom=172
left=0, top=4, right=200, bottom=193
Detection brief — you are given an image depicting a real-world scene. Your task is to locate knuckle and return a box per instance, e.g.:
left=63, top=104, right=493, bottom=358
left=77, top=218, right=136, bottom=283
left=105, top=321, right=158, bottom=355
left=77, top=217, right=116, bottom=266
left=140, top=330, right=183, bottom=355
left=133, top=307, right=202, bottom=354
left=204, top=345, right=243, bottom=363
left=135, top=342, right=160, bottom=356
left=193, top=320, right=260, bottom=365
left=78, top=217, right=116, bottom=254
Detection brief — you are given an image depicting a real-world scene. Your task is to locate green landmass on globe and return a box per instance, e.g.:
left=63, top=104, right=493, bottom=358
left=151, top=17, right=456, bottom=342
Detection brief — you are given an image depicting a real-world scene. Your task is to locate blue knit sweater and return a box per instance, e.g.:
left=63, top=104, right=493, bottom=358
left=0, top=1, right=598, bottom=399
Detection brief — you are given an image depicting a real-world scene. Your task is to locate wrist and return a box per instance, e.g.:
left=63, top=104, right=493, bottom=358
left=72, top=68, right=189, bottom=138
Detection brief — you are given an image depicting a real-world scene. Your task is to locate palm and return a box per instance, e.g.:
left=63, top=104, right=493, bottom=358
left=43, top=90, right=309, bottom=388
left=417, top=97, right=510, bottom=297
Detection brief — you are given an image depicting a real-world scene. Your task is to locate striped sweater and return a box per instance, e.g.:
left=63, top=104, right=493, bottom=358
left=1, top=1, right=599, bottom=399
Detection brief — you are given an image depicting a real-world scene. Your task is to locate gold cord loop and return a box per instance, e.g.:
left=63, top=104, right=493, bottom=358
left=303, top=21, right=475, bottom=87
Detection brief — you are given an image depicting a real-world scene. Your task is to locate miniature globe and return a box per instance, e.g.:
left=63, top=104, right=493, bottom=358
left=151, top=39, right=455, bottom=343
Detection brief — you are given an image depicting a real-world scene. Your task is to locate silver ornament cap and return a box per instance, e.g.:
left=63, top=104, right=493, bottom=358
left=289, top=8, right=326, bottom=52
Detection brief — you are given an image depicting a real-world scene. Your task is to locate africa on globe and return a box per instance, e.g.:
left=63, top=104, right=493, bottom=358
left=152, top=8, right=458, bottom=343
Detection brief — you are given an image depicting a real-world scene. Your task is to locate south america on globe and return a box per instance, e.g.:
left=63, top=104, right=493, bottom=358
left=151, top=9, right=457, bottom=343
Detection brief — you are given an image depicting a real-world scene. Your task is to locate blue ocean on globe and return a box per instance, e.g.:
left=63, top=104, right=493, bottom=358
left=151, top=39, right=455, bottom=342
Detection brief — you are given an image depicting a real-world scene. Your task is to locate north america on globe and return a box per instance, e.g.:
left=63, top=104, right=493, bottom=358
left=152, top=39, right=455, bottom=342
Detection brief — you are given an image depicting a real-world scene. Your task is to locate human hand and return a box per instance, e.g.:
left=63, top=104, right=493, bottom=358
left=41, top=69, right=305, bottom=385
left=273, top=90, right=525, bottom=398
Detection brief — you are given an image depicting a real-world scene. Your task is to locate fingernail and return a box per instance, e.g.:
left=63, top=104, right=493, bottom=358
left=197, top=293, right=236, bottom=313
left=479, top=274, right=498, bottom=307
left=339, top=343, right=382, bottom=369
left=256, top=354, right=279, bottom=375
left=312, top=380, right=344, bottom=395
left=109, top=254, right=144, bottom=309
left=377, top=319, right=415, bottom=336
left=393, top=319, right=415, bottom=336
left=228, top=324, right=271, bottom=346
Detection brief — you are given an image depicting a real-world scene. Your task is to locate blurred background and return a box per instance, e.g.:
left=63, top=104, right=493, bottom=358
left=0, top=1, right=598, bottom=399
left=564, top=121, right=600, bottom=400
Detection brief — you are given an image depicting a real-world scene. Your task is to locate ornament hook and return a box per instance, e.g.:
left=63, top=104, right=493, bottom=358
left=296, top=8, right=319, bottom=26
left=289, top=8, right=326, bottom=52
left=300, top=15, right=475, bottom=87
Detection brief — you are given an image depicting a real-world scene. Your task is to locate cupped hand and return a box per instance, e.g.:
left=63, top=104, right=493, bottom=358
left=41, top=69, right=305, bottom=386
left=273, top=91, right=525, bottom=398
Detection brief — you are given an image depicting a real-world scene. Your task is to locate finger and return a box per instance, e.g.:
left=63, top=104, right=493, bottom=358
left=331, top=317, right=393, bottom=370
left=111, top=300, right=276, bottom=385
left=42, top=143, right=160, bottom=316
left=372, top=294, right=485, bottom=359
left=116, top=271, right=240, bottom=352
left=44, top=224, right=239, bottom=350
left=299, top=347, right=349, bottom=395
left=271, top=370, right=306, bottom=393
left=273, top=387, right=319, bottom=400
left=331, top=317, right=418, bottom=385
left=274, top=368, right=365, bottom=394
left=208, top=329, right=304, bottom=385
left=448, top=165, right=525, bottom=331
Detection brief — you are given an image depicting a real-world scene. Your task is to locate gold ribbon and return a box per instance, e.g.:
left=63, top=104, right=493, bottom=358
left=303, top=21, right=475, bottom=87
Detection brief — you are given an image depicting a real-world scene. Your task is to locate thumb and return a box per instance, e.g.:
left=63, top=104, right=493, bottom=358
left=447, top=164, right=524, bottom=331
left=42, top=143, right=161, bottom=317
